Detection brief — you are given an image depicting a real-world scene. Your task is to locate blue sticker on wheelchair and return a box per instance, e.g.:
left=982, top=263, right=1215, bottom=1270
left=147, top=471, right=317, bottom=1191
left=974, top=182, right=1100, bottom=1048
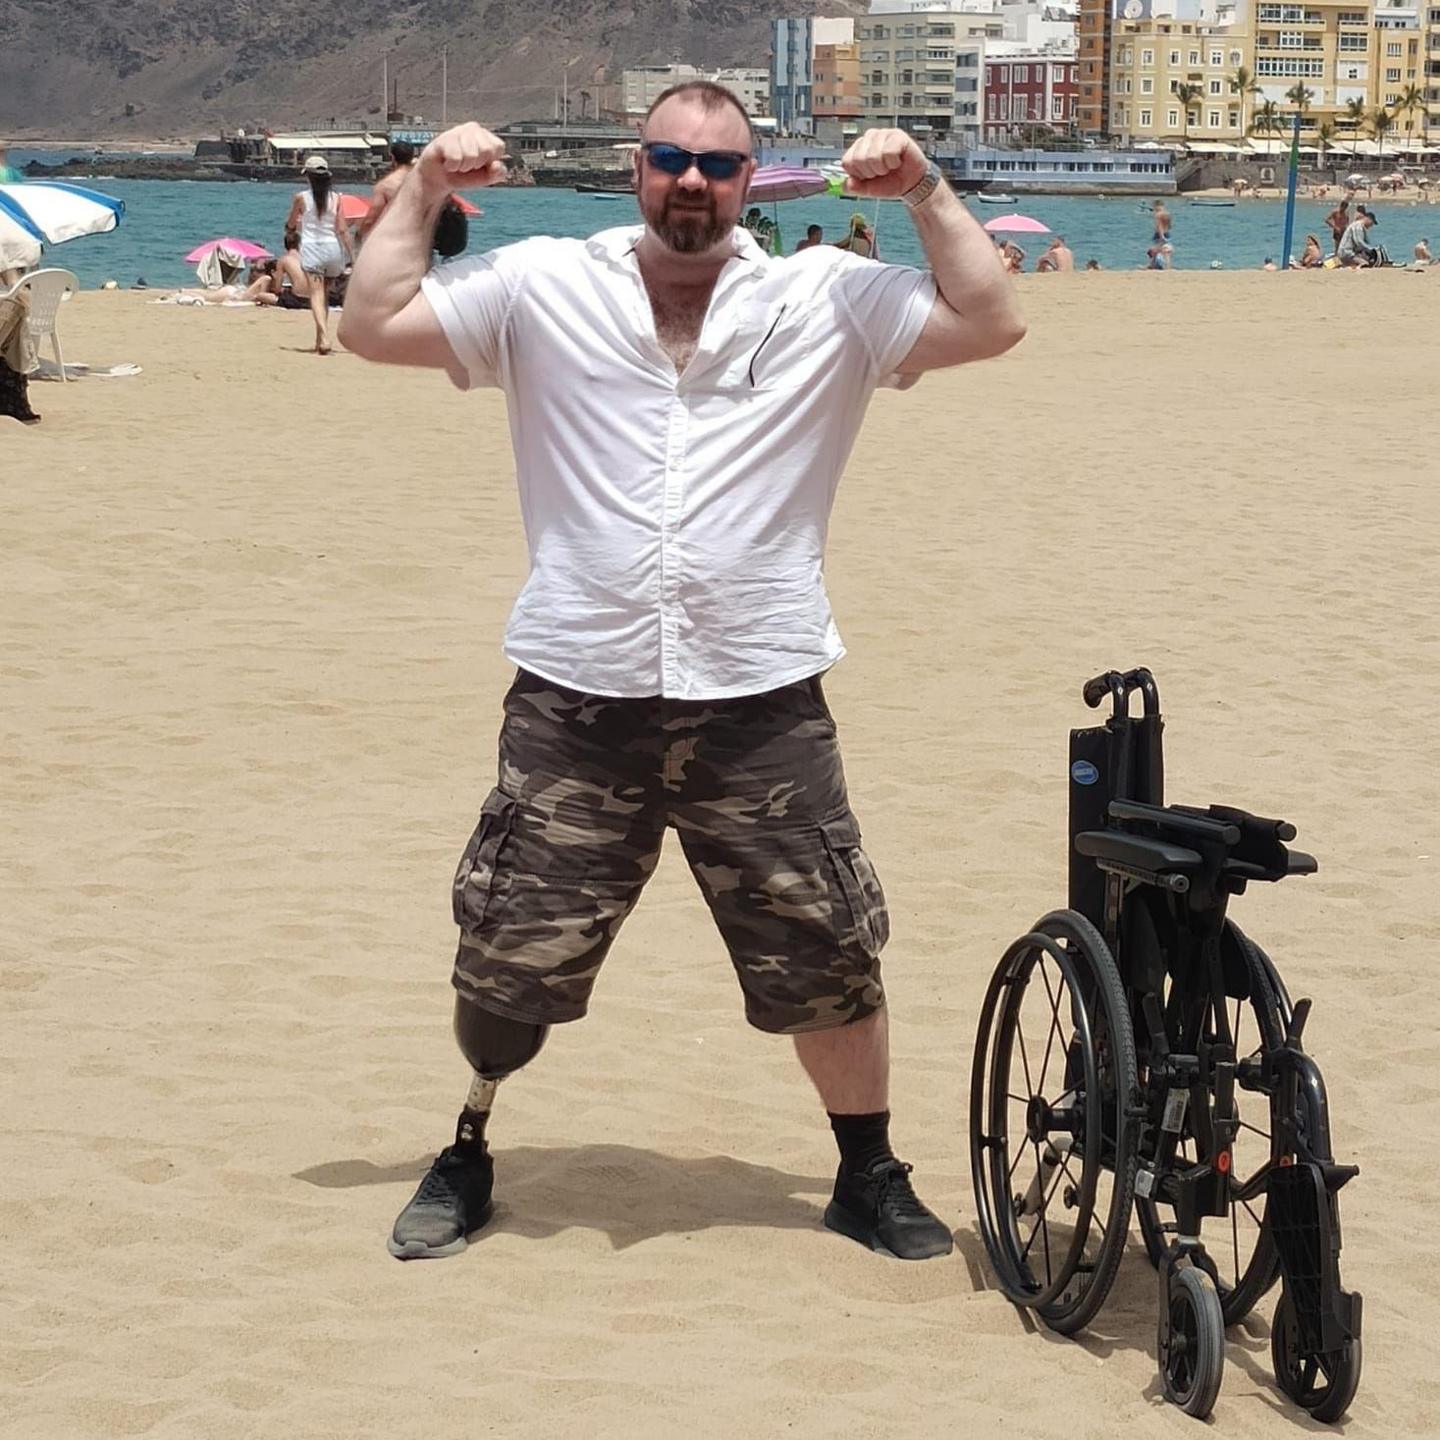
left=1071, top=760, right=1100, bottom=786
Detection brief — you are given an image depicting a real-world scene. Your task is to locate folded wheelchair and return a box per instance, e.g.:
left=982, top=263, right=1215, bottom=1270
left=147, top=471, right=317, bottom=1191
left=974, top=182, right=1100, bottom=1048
left=969, top=668, right=1362, bottom=1421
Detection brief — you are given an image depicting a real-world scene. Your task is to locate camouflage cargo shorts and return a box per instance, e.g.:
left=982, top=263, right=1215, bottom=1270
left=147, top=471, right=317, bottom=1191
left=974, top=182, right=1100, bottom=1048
left=450, top=669, right=889, bottom=1034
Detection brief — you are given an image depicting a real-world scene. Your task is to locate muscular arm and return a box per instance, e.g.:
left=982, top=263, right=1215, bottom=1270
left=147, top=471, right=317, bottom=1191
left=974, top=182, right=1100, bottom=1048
left=338, top=123, right=507, bottom=376
left=839, top=130, right=1025, bottom=373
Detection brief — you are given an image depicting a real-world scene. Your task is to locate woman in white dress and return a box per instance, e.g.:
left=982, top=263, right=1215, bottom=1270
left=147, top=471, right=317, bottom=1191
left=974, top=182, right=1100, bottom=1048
left=285, top=155, right=353, bottom=354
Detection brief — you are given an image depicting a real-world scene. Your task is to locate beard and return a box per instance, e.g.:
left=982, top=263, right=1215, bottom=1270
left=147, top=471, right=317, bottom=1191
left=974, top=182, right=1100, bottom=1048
left=644, top=193, right=731, bottom=254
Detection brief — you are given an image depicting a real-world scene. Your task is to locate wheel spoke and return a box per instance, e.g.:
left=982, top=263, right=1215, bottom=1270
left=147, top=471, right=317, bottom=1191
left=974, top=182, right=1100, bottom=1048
left=1037, top=957, right=1065, bottom=1097
left=1015, top=1012, right=1036, bottom=1102
left=1241, top=1197, right=1264, bottom=1229
left=1238, top=1118, right=1272, bottom=1141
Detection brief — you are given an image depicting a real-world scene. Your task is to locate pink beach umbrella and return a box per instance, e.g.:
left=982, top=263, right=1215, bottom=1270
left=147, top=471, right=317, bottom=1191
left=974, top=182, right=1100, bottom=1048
left=981, top=214, right=1051, bottom=235
left=746, top=165, right=830, bottom=203
left=184, top=236, right=273, bottom=262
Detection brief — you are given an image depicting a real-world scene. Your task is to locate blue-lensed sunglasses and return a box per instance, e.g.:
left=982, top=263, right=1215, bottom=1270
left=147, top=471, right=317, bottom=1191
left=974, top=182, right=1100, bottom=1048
left=642, top=142, right=748, bottom=180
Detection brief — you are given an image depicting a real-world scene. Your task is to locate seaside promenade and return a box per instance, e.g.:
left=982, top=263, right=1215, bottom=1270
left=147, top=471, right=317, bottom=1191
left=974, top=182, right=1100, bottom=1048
left=3, top=277, right=1437, bottom=1438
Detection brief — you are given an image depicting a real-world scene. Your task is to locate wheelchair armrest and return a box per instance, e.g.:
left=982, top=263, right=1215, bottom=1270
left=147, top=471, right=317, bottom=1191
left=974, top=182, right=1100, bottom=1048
left=1075, top=831, right=1204, bottom=874
left=1222, top=849, right=1318, bottom=883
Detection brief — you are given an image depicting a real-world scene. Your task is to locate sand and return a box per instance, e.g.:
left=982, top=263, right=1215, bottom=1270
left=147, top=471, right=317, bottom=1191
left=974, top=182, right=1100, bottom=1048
left=3, top=276, right=1438, bottom=1439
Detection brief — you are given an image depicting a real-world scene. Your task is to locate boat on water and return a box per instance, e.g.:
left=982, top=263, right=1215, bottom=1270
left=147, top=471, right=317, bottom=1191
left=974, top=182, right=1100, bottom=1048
left=1189, top=198, right=1236, bottom=207
left=575, top=181, right=632, bottom=195
left=976, top=192, right=1017, bottom=205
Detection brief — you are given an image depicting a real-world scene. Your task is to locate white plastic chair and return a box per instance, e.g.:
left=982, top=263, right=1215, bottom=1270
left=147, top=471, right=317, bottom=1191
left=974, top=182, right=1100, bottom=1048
left=10, top=268, right=78, bottom=381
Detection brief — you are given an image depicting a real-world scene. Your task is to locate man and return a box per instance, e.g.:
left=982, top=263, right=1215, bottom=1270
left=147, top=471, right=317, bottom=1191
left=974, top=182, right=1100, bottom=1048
left=1415, top=237, right=1433, bottom=265
left=358, top=140, right=417, bottom=242
left=1035, top=235, right=1074, bottom=273
left=250, top=228, right=312, bottom=308
left=1324, top=198, right=1350, bottom=255
left=795, top=223, right=824, bottom=252
left=1337, top=209, right=1379, bottom=267
left=340, top=83, right=1024, bottom=1264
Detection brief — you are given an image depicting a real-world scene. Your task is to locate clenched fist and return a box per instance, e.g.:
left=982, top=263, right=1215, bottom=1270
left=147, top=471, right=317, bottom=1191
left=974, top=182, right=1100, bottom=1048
left=416, top=122, right=509, bottom=202
left=840, top=129, right=928, bottom=199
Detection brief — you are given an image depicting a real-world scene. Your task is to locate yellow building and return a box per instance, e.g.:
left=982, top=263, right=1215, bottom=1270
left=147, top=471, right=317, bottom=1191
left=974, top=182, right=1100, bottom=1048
left=812, top=41, right=863, bottom=144
left=1367, top=3, right=1427, bottom=148
left=1109, top=18, right=1252, bottom=143
left=1429, top=4, right=1440, bottom=136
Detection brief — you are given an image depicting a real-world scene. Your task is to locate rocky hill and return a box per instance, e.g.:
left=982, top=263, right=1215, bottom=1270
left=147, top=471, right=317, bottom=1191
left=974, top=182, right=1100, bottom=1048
left=0, top=0, right=865, bottom=136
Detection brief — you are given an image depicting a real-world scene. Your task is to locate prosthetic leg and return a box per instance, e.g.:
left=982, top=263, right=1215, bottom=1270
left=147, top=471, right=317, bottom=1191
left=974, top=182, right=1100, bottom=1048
left=387, top=998, right=549, bottom=1260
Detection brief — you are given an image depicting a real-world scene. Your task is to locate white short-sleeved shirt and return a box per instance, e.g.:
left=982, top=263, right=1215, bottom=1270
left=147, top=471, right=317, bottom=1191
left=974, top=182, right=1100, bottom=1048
left=421, top=224, right=936, bottom=700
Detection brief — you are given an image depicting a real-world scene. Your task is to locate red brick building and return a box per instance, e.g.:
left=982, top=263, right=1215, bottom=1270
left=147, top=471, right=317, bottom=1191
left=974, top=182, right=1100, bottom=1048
left=983, top=55, right=1081, bottom=140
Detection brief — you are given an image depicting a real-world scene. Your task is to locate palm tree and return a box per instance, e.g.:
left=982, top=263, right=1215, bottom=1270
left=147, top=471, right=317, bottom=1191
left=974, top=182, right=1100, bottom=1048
left=1316, top=120, right=1336, bottom=169
left=1230, top=65, right=1260, bottom=141
left=1371, top=106, right=1395, bottom=173
left=1250, top=99, right=1283, bottom=139
left=1285, top=83, right=1315, bottom=123
left=1175, top=82, right=1204, bottom=145
left=1343, top=97, right=1367, bottom=160
left=1394, top=82, right=1427, bottom=155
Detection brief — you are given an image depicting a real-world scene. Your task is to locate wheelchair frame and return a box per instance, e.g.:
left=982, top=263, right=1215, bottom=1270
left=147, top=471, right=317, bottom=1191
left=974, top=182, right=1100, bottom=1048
left=969, top=668, right=1362, bottom=1421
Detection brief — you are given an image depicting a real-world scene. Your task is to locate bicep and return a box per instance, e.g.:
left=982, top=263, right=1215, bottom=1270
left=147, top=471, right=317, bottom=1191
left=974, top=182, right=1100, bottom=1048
left=350, top=289, right=461, bottom=377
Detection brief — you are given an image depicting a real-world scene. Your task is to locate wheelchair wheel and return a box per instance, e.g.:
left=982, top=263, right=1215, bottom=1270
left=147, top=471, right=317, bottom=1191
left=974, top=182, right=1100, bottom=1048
left=1135, top=922, right=1290, bottom=1325
left=970, top=909, right=1137, bottom=1335
left=1271, top=1287, right=1362, bottom=1423
left=1159, top=1265, right=1226, bottom=1418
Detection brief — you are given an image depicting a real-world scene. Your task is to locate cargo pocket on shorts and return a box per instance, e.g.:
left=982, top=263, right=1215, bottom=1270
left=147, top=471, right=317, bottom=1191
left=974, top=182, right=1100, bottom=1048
left=452, top=788, right=517, bottom=932
left=819, top=813, right=890, bottom=961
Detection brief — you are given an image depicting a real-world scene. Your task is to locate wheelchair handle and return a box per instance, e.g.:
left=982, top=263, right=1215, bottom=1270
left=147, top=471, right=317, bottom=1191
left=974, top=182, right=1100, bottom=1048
left=1082, top=667, right=1160, bottom=718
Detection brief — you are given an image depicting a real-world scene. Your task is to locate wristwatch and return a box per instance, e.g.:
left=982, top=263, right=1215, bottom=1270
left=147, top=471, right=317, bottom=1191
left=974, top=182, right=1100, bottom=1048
left=901, top=160, right=944, bottom=211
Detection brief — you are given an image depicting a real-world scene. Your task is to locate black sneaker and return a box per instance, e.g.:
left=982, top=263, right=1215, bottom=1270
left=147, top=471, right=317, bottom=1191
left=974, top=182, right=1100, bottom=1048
left=387, top=1143, right=495, bottom=1260
left=823, top=1158, right=954, bottom=1260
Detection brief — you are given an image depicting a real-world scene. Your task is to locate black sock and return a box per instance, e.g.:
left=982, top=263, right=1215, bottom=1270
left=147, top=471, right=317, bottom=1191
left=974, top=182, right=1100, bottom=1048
left=828, top=1110, right=894, bottom=1176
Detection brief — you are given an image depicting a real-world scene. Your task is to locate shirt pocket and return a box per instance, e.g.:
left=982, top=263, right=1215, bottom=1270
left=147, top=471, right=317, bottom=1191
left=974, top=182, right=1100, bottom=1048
left=697, top=300, right=816, bottom=395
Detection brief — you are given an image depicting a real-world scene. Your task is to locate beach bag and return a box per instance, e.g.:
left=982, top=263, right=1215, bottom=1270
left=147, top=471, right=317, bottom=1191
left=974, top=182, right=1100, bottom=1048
left=433, top=199, right=468, bottom=258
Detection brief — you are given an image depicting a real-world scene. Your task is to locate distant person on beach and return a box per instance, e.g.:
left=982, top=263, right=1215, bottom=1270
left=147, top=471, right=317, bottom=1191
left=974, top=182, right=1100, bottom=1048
left=0, top=285, right=40, bottom=423
left=340, top=84, right=1025, bottom=1265
left=1084, top=258, right=1102, bottom=270
left=1144, top=243, right=1171, bottom=270
left=285, top=155, right=353, bottom=354
left=795, top=224, right=824, bottom=252
left=359, top=140, right=416, bottom=242
left=834, top=212, right=878, bottom=259
left=1325, top=199, right=1350, bottom=254
left=1000, top=241, right=1025, bottom=273
left=1337, top=211, right=1380, bottom=267
left=742, top=205, right=778, bottom=255
left=1035, top=235, right=1074, bottom=272
left=1261, top=257, right=1278, bottom=271
left=247, top=230, right=313, bottom=308
left=1298, top=234, right=1324, bottom=268
left=1416, top=237, right=1433, bottom=264
left=1151, top=200, right=1172, bottom=245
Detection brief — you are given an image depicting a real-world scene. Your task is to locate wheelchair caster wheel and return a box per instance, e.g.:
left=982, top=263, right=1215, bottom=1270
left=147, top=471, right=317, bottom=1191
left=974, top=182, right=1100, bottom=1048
left=1159, top=1266, right=1225, bottom=1419
left=1270, top=1288, right=1362, bottom=1423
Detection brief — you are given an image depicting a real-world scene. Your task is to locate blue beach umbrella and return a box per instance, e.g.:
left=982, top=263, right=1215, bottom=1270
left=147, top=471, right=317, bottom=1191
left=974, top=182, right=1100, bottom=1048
left=0, top=181, right=125, bottom=244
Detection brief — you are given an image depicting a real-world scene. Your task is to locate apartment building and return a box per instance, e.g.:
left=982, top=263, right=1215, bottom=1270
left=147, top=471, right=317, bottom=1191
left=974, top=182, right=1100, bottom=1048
left=620, top=63, right=772, bottom=121
left=1369, top=0, right=1425, bottom=138
left=771, top=17, right=858, bottom=132
left=1109, top=17, right=1250, bottom=143
left=812, top=41, right=865, bottom=142
left=984, top=54, right=1082, bottom=137
left=857, top=7, right=1005, bottom=140
left=1429, top=4, right=1440, bottom=132
left=1077, top=0, right=1115, bottom=133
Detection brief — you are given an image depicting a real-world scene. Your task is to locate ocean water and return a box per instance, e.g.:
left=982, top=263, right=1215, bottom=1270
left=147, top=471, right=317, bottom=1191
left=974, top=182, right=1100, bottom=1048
left=10, top=146, right=1437, bottom=284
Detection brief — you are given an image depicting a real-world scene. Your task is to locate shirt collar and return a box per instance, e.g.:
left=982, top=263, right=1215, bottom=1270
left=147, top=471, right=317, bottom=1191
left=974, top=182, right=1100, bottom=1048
left=586, top=224, right=771, bottom=274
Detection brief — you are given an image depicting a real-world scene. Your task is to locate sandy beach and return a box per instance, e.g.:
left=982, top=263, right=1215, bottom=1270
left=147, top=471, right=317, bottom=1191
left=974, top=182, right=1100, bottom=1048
left=3, top=276, right=1438, bottom=1439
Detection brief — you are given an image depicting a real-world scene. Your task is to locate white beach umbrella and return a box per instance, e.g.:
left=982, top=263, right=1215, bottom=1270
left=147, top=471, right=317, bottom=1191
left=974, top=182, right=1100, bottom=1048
left=0, top=211, right=43, bottom=273
left=0, top=181, right=125, bottom=245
